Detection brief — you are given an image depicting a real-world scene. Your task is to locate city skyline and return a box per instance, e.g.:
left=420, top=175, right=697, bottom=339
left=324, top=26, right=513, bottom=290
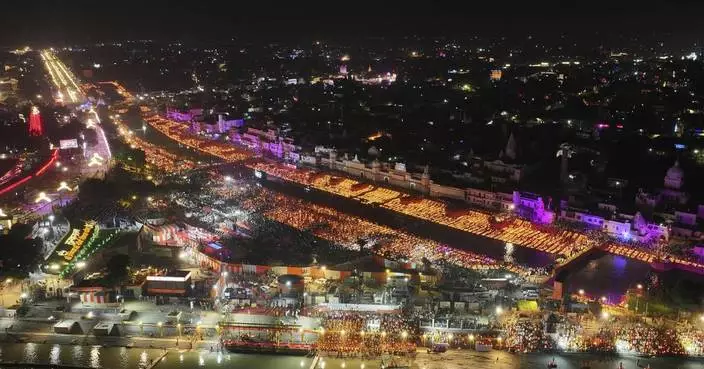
left=0, top=5, right=704, bottom=368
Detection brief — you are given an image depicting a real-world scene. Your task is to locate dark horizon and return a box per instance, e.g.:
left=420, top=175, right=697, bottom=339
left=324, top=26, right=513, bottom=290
left=4, top=0, right=704, bottom=46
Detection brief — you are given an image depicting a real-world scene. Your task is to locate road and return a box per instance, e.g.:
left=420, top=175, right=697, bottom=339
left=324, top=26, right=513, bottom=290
left=40, top=50, right=85, bottom=104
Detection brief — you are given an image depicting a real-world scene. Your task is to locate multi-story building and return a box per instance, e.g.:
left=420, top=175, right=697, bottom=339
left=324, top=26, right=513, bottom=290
left=230, top=127, right=299, bottom=160
left=558, top=203, right=670, bottom=243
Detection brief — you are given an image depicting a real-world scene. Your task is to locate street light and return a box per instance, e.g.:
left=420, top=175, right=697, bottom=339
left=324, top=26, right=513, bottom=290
left=48, top=215, right=55, bottom=222
left=495, top=306, right=503, bottom=315
left=637, top=284, right=643, bottom=290
left=578, top=289, right=585, bottom=296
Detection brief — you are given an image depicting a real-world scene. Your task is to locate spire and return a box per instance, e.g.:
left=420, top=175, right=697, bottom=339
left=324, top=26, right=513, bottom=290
left=505, top=132, right=517, bottom=160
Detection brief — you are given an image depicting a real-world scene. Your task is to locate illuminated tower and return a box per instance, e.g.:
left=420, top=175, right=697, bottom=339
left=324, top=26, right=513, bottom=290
left=28, top=106, right=43, bottom=136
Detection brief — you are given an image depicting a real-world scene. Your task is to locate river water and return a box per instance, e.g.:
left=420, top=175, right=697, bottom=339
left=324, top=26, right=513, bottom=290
left=0, top=342, right=314, bottom=368
left=0, top=343, right=700, bottom=368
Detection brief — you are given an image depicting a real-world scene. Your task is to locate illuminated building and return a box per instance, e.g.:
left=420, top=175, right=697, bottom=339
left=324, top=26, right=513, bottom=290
left=231, top=127, right=299, bottom=160
left=28, top=106, right=43, bottom=136
left=145, top=271, right=192, bottom=296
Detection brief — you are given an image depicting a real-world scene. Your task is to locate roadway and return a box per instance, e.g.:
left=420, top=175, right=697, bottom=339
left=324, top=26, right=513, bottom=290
left=40, top=50, right=85, bottom=104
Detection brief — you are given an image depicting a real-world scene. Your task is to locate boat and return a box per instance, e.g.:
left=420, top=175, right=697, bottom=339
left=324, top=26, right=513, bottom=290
left=381, top=357, right=411, bottom=369
left=427, top=342, right=449, bottom=354
left=547, top=357, right=558, bottom=368
left=224, top=339, right=312, bottom=356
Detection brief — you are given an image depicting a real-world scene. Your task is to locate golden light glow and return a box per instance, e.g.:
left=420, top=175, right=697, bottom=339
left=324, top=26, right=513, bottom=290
left=35, top=192, right=51, bottom=203
left=57, top=181, right=72, bottom=191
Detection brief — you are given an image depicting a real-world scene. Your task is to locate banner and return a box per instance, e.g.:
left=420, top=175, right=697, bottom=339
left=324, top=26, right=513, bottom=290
left=59, top=139, right=78, bottom=149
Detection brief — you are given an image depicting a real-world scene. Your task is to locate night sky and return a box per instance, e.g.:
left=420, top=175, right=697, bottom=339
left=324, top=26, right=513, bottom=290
left=2, top=0, right=704, bottom=45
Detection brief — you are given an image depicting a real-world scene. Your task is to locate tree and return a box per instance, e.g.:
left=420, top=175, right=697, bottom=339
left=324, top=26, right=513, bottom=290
left=105, top=254, right=130, bottom=286
left=0, top=224, right=43, bottom=279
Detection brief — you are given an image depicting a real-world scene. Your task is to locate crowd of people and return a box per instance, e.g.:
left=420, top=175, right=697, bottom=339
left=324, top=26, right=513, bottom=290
left=502, top=313, right=704, bottom=357
left=503, top=318, right=554, bottom=353
left=316, top=311, right=416, bottom=358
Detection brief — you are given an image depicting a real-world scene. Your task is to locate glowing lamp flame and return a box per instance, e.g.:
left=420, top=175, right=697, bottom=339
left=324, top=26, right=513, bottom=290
left=57, top=181, right=72, bottom=191
left=35, top=192, right=51, bottom=203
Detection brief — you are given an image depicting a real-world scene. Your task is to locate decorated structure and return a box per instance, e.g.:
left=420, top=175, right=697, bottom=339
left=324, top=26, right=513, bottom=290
left=28, top=106, right=43, bottom=136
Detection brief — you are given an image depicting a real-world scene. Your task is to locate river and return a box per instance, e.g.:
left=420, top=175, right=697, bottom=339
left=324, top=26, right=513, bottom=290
left=0, top=342, right=314, bottom=368
left=0, top=343, right=700, bottom=368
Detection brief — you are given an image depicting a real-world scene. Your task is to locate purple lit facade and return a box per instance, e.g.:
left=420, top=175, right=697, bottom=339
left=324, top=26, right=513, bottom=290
left=166, top=108, right=194, bottom=122
left=230, top=127, right=299, bottom=160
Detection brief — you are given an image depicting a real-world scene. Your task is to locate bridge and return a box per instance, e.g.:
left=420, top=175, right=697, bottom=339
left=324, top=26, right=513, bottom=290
left=552, top=242, right=704, bottom=307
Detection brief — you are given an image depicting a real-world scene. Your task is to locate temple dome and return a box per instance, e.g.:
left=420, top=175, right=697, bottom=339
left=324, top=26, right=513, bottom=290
left=664, top=161, right=684, bottom=189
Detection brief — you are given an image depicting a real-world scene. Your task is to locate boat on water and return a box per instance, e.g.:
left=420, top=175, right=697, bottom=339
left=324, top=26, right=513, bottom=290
left=223, top=338, right=312, bottom=356
left=427, top=342, right=449, bottom=354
